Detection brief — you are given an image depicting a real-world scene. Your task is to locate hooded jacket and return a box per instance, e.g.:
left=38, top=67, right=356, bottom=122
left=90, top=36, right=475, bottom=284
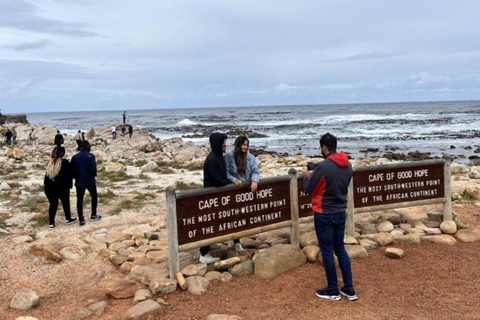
left=303, top=152, right=352, bottom=214
left=71, top=149, right=97, bottom=187
left=203, top=133, right=231, bottom=187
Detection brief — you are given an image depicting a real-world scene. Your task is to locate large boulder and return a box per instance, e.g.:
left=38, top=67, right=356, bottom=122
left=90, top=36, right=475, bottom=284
left=25, top=244, right=62, bottom=264
left=123, top=299, right=162, bottom=320
left=254, top=244, right=306, bottom=280
left=455, top=229, right=480, bottom=242
left=186, top=276, right=210, bottom=295
left=10, top=289, right=39, bottom=311
left=35, top=126, right=58, bottom=144
left=106, top=280, right=143, bottom=299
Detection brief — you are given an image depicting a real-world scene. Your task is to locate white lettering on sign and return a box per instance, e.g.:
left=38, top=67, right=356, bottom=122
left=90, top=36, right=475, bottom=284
left=368, top=173, right=384, bottom=182
left=256, top=188, right=273, bottom=198
left=236, top=192, right=254, bottom=203
left=199, top=198, right=219, bottom=210
left=414, top=169, right=429, bottom=177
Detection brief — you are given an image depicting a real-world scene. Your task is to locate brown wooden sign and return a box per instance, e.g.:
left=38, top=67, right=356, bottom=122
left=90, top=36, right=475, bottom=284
left=176, top=181, right=291, bottom=245
left=353, top=163, right=445, bottom=208
left=297, top=178, right=313, bottom=218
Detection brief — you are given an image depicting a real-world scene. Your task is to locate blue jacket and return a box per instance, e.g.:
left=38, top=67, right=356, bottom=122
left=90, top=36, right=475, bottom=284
left=71, top=150, right=97, bottom=187
left=225, top=151, right=260, bottom=183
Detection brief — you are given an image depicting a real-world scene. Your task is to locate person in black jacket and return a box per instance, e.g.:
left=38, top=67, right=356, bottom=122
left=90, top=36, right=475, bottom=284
left=71, top=140, right=102, bottom=226
left=303, top=133, right=357, bottom=301
left=199, top=132, right=231, bottom=264
left=44, top=147, right=77, bottom=229
left=54, top=130, right=64, bottom=147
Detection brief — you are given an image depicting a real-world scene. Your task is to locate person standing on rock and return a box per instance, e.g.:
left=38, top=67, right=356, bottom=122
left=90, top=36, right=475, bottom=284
left=200, top=132, right=232, bottom=264
left=71, top=140, right=102, bottom=226
left=44, top=147, right=77, bottom=229
left=54, top=130, right=64, bottom=147
left=303, top=132, right=357, bottom=301
left=123, top=111, right=126, bottom=124
left=111, top=124, right=117, bottom=140
left=128, top=124, right=133, bottom=138
left=225, top=135, right=260, bottom=252
left=4, top=129, right=13, bottom=145
left=74, top=130, right=82, bottom=151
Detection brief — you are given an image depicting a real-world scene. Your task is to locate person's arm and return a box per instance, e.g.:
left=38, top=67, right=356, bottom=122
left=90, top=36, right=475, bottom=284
left=225, top=153, right=239, bottom=183
left=70, top=156, right=78, bottom=179
left=64, top=160, right=73, bottom=188
left=206, top=160, right=231, bottom=187
left=303, top=164, right=325, bottom=195
left=89, top=155, right=97, bottom=177
left=249, top=154, right=260, bottom=183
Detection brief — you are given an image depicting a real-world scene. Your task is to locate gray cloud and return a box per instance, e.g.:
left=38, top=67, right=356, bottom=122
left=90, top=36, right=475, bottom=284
left=0, top=0, right=98, bottom=37
left=336, top=52, right=401, bottom=62
left=3, top=40, right=54, bottom=51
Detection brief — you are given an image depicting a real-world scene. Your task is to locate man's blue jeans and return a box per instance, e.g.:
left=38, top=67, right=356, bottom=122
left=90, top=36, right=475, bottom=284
left=314, top=211, right=354, bottom=290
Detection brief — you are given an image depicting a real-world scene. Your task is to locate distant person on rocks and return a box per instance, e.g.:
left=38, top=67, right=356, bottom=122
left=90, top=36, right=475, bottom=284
left=111, top=124, right=117, bottom=140
left=29, top=128, right=35, bottom=140
left=54, top=130, right=64, bottom=147
left=200, top=132, right=232, bottom=264
left=128, top=124, right=133, bottom=138
left=71, top=140, right=102, bottom=226
left=81, top=131, right=85, bottom=141
left=44, top=147, right=77, bottom=229
left=4, top=129, right=12, bottom=145
left=121, top=126, right=126, bottom=137
left=225, top=135, right=260, bottom=251
left=123, top=111, right=126, bottom=124
left=303, top=133, right=357, bottom=301
left=74, top=130, right=82, bottom=151
left=11, top=128, right=17, bottom=145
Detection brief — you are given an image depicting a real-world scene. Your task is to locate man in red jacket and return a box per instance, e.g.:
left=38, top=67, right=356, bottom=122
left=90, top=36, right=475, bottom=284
left=304, top=133, right=357, bottom=301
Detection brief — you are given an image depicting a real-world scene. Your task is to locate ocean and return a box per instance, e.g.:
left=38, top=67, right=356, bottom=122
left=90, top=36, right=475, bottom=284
left=26, top=100, right=480, bottom=162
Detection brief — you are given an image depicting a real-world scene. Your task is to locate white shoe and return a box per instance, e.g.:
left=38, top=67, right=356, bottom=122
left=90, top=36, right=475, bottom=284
left=199, top=253, right=220, bottom=264
left=235, top=243, right=244, bottom=252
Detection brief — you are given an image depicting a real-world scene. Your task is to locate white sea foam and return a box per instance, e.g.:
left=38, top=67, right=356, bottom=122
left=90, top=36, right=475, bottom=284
left=177, top=119, right=197, bottom=125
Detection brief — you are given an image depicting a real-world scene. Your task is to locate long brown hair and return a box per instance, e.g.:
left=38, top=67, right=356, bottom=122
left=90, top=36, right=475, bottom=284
left=46, top=147, right=65, bottom=180
left=234, top=136, right=249, bottom=174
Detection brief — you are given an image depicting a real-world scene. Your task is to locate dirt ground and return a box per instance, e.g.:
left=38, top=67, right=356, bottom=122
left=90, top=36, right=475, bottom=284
left=1, top=204, right=480, bottom=320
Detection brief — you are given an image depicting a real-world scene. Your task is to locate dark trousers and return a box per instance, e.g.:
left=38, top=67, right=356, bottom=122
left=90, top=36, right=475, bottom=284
left=200, top=239, right=239, bottom=256
left=76, top=184, right=98, bottom=222
left=112, top=132, right=116, bottom=139
left=314, top=211, right=354, bottom=290
left=45, top=188, right=72, bottom=225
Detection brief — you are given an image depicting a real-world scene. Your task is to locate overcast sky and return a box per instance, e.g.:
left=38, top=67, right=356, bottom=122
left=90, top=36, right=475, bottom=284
left=0, top=0, right=479, bottom=113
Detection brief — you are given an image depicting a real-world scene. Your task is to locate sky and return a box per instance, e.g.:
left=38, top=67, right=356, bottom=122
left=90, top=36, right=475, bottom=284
left=0, top=0, right=479, bottom=113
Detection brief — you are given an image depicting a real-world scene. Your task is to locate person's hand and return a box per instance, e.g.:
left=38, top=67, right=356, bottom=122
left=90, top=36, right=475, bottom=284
left=251, top=181, right=258, bottom=192
left=303, top=169, right=309, bottom=176
left=234, top=180, right=242, bottom=186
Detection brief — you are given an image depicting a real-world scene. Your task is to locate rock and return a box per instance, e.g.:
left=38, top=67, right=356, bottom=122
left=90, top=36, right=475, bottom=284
left=106, top=280, right=143, bottom=299
left=146, top=250, right=168, bottom=263
left=25, top=244, right=62, bottom=264
left=176, top=273, right=187, bottom=290
left=455, top=229, right=480, bottom=242
left=104, top=232, right=131, bottom=245
left=149, top=278, right=177, bottom=294
left=133, top=289, right=152, bottom=305
left=10, top=289, right=39, bottom=311
left=204, top=271, right=222, bottom=281
left=60, top=246, right=86, bottom=260
left=123, top=299, right=162, bottom=320
left=397, top=233, right=421, bottom=245
left=440, top=221, right=457, bottom=235
left=0, top=182, right=11, bottom=190
left=344, top=235, right=358, bottom=245
left=427, top=210, right=444, bottom=223
left=302, top=245, right=320, bottom=263
left=391, top=230, right=404, bottom=240
left=359, top=239, right=378, bottom=250
left=14, top=317, right=39, bottom=320
left=373, top=233, right=395, bottom=246
left=221, top=272, right=233, bottom=282
left=128, top=264, right=169, bottom=286
left=376, top=221, right=394, bottom=232
left=76, top=308, right=92, bottom=318
left=214, top=257, right=241, bottom=270
left=206, top=315, right=242, bottom=320
left=299, top=231, right=318, bottom=247
left=109, top=242, right=128, bottom=252
left=111, top=254, right=130, bottom=268
left=181, top=264, right=198, bottom=276
left=141, top=161, right=158, bottom=173
left=424, top=220, right=440, bottom=228
left=230, top=260, right=254, bottom=276
left=345, top=245, right=368, bottom=259
left=186, top=276, right=210, bottom=295
left=87, top=301, right=108, bottom=316
left=12, top=235, right=34, bottom=244
left=254, top=244, right=307, bottom=280
left=422, top=235, right=457, bottom=245
left=412, top=220, right=427, bottom=230
left=0, top=228, right=9, bottom=235
left=424, top=227, right=442, bottom=235
left=385, top=248, right=404, bottom=259
left=106, top=162, right=125, bottom=172
left=362, top=224, right=377, bottom=235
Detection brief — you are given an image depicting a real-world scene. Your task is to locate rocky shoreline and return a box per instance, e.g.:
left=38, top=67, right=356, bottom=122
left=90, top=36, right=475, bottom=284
left=1, top=121, right=480, bottom=320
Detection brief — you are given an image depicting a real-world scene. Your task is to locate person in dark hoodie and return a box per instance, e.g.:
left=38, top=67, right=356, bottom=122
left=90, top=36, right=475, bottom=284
left=44, top=147, right=77, bottom=229
left=200, top=132, right=231, bottom=264
left=303, top=133, right=357, bottom=302
left=71, top=140, right=102, bottom=226
left=54, top=130, right=64, bottom=147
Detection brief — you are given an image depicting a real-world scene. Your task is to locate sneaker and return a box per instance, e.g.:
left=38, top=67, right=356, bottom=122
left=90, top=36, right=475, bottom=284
left=48, top=224, right=56, bottom=230
left=66, top=218, right=77, bottom=225
left=199, top=253, right=220, bottom=264
left=235, top=243, right=244, bottom=252
left=315, top=287, right=341, bottom=301
left=90, top=215, right=102, bottom=221
left=79, top=221, right=85, bottom=227
left=340, top=287, right=358, bottom=301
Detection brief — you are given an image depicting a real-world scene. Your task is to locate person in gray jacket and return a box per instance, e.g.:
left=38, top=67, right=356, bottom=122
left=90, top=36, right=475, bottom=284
left=225, top=135, right=260, bottom=251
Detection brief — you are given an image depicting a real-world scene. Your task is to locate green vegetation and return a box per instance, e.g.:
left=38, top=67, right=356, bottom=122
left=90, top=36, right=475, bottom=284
left=175, top=181, right=202, bottom=191
left=98, top=170, right=131, bottom=182
left=25, top=184, right=44, bottom=193
left=134, top=192, right=157, bottom=202
left=100, top=190, right=117, bottom=205
left=461, top=188, right=480, bottom=202
left=0, top=215, right=7, bottom=229
left=156, top=161, right=203, bottom=172
left=30, top=212, right=49, bottom=227
left=138, top=173, right=151, bottom=180
left=22, top=195, right=48, bottom=213
left=135, top=159, right=148, bottom=167
left=110, top=199, right=136, bottom=215
left=6, top=182, right=21, bottom=189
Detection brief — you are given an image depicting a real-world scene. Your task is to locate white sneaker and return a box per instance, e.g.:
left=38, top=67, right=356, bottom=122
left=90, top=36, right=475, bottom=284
left=199, top=253, right=220, bottom=264
left=235, top=243, right=244, bottom=252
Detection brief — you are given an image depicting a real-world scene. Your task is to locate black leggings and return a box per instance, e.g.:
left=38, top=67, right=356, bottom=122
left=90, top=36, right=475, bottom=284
left=200, top=239, right=239, bottom=256
left=76, top=184, right=98, bottom=222
left=45, top=188, right=72, bottom=225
